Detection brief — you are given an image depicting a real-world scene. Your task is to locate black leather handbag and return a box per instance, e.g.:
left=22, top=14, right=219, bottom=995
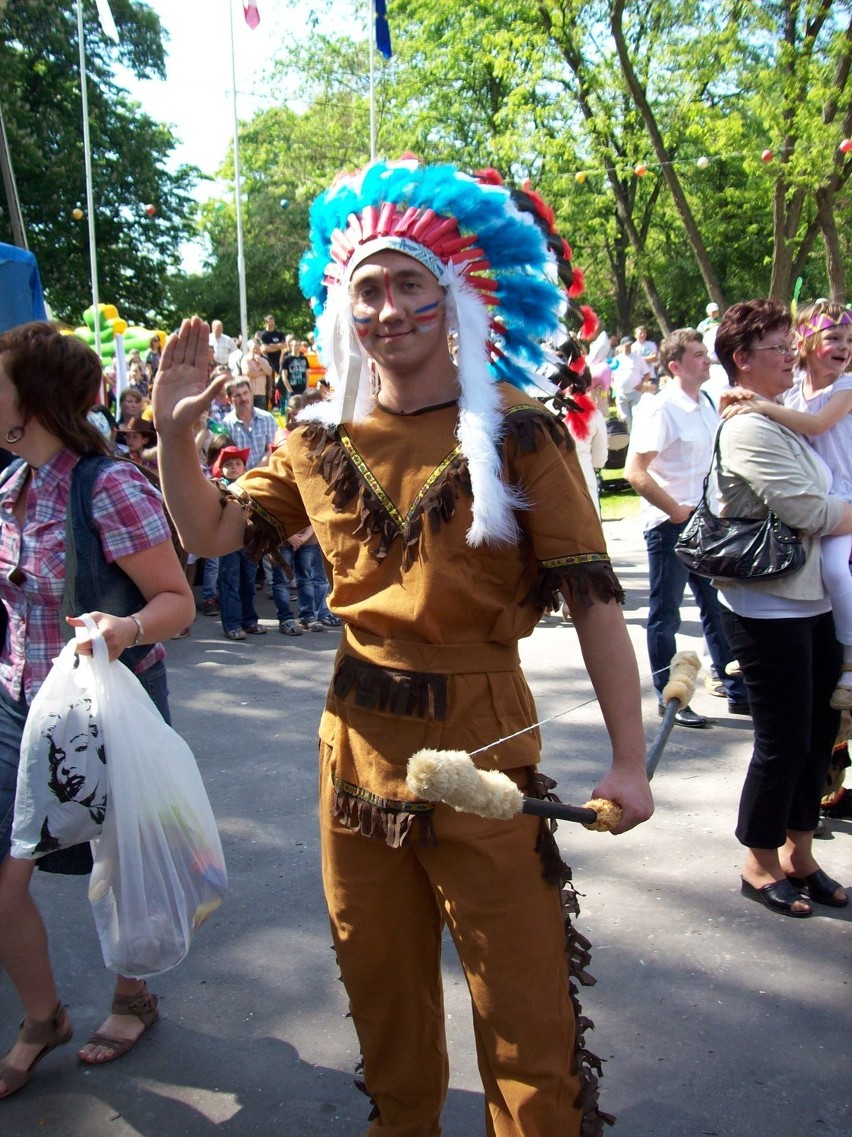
left=674, top=427, right=805, bottom=582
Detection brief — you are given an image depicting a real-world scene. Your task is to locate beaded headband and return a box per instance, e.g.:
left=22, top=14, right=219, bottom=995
left=798, top=310, right=852, bottom=338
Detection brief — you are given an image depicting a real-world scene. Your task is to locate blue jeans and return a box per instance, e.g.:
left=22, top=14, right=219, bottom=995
left=218, top=550, right=259, bottom=632
left=645, top=519, right=747, bottom=703
left=615, top=388, right=642, bottom=432
left=279, top=543, right=331, bottom=622
left=271, top=559, right=297, bottom=623
left=202, top=556, right=219, bottom=602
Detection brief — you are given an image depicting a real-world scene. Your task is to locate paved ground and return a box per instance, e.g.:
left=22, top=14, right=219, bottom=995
left=2, top=513, right=850, bottom=1137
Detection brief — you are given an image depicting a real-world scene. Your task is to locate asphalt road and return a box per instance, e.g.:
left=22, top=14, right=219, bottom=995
left=2, top=515, right=850, bottom=1137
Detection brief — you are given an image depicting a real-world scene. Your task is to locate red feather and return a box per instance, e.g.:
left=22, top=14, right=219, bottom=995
left=579, top=305, right=598, bottom=339
left=474, top=168, right=505, bottom=186
left=564, top=391, right=596, bottom=441
left=567, top=267, right=585, bottom=298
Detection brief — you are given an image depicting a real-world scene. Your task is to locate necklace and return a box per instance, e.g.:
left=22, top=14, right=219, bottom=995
left=376, top=397, right=458, bottom=417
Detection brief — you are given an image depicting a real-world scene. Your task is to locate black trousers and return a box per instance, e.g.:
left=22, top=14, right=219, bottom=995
left=720, top=607, right=841, bottom=849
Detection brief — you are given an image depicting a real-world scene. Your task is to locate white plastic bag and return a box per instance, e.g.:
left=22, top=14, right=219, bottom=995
left=77, top=616, right=227, bottom=977
left=12, top=635, right=106, bottom=860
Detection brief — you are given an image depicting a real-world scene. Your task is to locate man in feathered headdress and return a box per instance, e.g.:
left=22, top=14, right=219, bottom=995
left=154, top=159, right=652, bottom=1137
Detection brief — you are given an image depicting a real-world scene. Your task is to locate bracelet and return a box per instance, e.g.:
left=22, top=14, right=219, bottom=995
left=128, top=614, right=145, bottom=647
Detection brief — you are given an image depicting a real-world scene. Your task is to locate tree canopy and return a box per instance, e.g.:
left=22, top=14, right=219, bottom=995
left=0, top=0, right=197, bottom=326
left=3, top=1, right=849, bottom=340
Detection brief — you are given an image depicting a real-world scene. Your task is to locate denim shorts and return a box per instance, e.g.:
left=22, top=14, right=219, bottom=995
left=0, top=684, right=29, bottom=863
left=0, top=660, right=171, bottom=863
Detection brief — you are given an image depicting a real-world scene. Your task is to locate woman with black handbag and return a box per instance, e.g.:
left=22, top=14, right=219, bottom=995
left=713, top=300, right=852, bottom=917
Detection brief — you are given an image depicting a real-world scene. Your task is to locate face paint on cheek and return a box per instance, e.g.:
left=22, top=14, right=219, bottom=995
left=352, top=313, right=371, bottom=339
left=413, top=300, right=441, bottom=327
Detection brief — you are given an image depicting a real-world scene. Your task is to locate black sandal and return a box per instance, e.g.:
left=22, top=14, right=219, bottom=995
left=741, top=877, right=812, bottom=918
left=786, top=869, right=848, bottom=908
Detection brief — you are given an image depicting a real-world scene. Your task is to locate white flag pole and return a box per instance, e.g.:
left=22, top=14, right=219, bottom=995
left=228, top=0, right=249, bottom=347
left=76, top=0, right=102, bottom=357
left=368, top=2, right=376, bottom=161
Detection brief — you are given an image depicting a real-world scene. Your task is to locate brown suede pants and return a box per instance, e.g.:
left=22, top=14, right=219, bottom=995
left=319, top=745, right=584, bottom=1137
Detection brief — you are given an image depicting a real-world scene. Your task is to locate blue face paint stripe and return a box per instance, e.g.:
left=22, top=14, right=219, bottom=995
left=414, top=301, right=441, bottom=314
left=352, top=315, right=371, bottom=325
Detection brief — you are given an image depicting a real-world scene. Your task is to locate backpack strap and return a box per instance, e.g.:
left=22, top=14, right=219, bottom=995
left=61, top=454, right=152, bottom=671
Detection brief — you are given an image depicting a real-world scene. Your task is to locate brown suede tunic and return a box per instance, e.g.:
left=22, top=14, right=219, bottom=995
left=234, top=383, right=622, bottom=841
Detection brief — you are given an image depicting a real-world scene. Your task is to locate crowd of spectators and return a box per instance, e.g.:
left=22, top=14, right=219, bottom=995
left=92, top=321, right=338, bottom=646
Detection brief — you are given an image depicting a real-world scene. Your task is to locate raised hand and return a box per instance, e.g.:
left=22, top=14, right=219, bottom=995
left=153, top=317, right=226, bottom=435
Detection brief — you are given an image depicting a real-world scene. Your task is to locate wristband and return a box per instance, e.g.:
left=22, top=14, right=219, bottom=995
left=129, top=614, right=145, bottom=647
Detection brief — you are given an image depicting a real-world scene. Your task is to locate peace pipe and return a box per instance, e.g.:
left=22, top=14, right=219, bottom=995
left=405, top=651, right=701, bottom=833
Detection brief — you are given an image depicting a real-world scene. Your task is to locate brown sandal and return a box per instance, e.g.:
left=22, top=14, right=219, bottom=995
left=78, top=983, right=159, bottom=1066
left=0, top=1001, right=73, bottom=1100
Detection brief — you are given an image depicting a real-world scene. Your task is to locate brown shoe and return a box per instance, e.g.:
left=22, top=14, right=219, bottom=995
left=0, top=1001, right=73, bottom=1100
left=829, top=684, right=852, bottom=710
left=78, top=984, right=159, bottom=1066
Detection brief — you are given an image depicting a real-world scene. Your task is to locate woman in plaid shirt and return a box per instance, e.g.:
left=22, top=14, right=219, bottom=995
left=0, top=323, right=195, bottom=1099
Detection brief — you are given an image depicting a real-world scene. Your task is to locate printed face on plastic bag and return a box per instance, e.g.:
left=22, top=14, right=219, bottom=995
left=31, top=695, right=107, bottom=852
left=42, top=697, right=106, bottom=815
left=12, top=643, right=109, bottom=860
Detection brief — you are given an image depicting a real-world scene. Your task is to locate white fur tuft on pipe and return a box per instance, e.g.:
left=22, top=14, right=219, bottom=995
left=661, top=650, right=700, bottom=709
left=406, top=749, right=523, bottom=820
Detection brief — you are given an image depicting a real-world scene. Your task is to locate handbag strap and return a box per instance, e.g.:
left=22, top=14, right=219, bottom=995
left=695, top=422, right=726, bottom=517
left=705, top=418, right=789, bottom=529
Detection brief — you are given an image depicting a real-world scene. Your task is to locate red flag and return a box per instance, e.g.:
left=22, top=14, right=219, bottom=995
left=243, top=3, right=260, bottom=29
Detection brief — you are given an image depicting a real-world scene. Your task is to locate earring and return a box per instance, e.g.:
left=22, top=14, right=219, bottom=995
left=4, top=426, right=24, bottom=444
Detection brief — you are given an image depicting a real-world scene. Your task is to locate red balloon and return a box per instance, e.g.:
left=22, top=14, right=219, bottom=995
left=761, top=149, right=774, bottom=163
left=634, top=163, right=647, bottom=177
left=144, top=203, right=157, bottom=216
left=839, top=138, right=852, bottom=154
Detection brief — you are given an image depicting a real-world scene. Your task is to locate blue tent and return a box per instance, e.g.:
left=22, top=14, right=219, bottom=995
left=0, top=242, right=47, bottom=332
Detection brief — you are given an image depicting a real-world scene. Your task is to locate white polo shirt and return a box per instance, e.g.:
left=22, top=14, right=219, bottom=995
left=627, top=381, right=718, bottom=531
left=612, top=351, right=650, bottom=395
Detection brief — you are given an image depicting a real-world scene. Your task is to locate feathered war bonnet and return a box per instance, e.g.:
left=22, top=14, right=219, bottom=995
left=298, top=157, right=591, bottom=548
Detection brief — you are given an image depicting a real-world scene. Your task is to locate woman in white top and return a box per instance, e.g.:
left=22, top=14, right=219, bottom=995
left=713, top=300, right=852, bottom=918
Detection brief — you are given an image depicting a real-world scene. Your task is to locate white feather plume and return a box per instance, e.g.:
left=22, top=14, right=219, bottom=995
left=299, top=287, right=375, bottom=427
left=444, top=266, right=528, bottom=547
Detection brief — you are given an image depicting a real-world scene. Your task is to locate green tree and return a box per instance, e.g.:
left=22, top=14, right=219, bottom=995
left=181, top=36, right=375, bottom=335
left=0, top=0, right=197, bottom=326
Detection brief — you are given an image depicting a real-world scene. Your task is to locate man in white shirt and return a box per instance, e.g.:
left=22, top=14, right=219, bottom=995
left=626, top=328, right=748, bottom=725
left=209, top=320, right=237, bottom=367
left=696, top=302, right=720, bottom=335
left=632, top=325, right=659, bottom=382
left=612, top=337, right=650, bottom=430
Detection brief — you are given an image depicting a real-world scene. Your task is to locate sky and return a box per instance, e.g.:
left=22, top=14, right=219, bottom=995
left=112, top=0, right=367, bottom=270
left=118, top=0, right=367, bottom=181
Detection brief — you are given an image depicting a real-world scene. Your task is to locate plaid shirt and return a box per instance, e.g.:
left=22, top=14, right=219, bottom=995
left=222, top=406, right=278, bottom=469
left=0, top=449, right=170, bottom=704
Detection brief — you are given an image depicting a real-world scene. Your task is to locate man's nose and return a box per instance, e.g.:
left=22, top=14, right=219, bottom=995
left=379, top=288, right=402, bottom=322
